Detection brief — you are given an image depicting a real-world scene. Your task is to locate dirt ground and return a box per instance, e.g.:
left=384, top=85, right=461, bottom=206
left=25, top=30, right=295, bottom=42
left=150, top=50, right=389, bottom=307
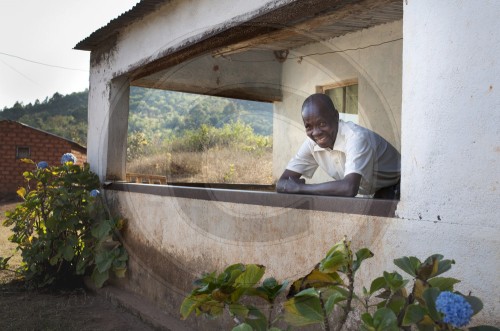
left=0, top=201, right=155, bottom=331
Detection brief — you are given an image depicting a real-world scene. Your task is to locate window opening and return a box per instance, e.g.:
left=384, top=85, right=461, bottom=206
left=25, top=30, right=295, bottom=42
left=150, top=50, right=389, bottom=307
left=16, top=146, right=30, bottom=159
left=126, top=87, right=273, bottom=187
left=318, top=81, right=359, bottom=124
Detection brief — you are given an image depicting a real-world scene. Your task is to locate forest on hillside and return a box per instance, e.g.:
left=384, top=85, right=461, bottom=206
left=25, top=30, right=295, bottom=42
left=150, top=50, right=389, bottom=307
left=0, top=87, right=273, bottom=146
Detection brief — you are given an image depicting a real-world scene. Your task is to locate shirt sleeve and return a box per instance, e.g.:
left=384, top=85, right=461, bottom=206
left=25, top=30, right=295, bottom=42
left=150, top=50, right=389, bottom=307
left=285, top=139, right=319, bottom=178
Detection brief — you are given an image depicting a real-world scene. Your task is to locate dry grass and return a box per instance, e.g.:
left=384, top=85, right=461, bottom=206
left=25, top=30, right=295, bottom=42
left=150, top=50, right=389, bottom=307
left=0, top=202, right=22, bottom=283
left=128, top=146, right=274, bottom=184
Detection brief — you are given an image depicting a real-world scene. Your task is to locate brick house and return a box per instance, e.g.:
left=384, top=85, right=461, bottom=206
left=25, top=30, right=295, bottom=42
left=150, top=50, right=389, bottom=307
left=0, top=120, right=87, bottom=200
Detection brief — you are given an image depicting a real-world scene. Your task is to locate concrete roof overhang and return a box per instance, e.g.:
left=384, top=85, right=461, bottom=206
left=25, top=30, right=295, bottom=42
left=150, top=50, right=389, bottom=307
left=75, top=0, right=402, bottom=101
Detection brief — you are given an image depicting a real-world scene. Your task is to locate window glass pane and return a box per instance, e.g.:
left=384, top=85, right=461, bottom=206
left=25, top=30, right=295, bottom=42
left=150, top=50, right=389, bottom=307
left=325, top=88, right=344, bottom=114
left=16, top=146, right=30, bottom=159
left=345, top=85, right=358, bottom=115
left=324, top=84, right=358, bottom=124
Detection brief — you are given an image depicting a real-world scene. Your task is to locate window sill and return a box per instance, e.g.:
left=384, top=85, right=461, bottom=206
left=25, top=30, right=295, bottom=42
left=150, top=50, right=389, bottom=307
left=107, top=182, right=398, bottom=218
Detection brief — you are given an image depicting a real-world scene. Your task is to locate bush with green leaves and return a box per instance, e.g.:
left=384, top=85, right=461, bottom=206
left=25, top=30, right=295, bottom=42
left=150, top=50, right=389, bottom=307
left=1, top=156, right=128, bottom=288
left=172, top=121, right=272, bottom=153
left=181, top=238, right=498, bottom=331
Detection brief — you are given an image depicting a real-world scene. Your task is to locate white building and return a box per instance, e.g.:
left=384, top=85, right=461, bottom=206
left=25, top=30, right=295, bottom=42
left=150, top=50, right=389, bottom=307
left=76, top=0, right=499, bottom=328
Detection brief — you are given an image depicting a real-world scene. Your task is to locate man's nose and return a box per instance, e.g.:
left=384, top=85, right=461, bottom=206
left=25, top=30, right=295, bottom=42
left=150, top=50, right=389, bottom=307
left=312, top=127, right=321, bottom=136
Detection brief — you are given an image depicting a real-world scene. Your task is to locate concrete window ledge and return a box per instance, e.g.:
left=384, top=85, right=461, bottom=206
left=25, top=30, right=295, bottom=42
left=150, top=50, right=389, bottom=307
left=107, top=182, right=398, bottom=217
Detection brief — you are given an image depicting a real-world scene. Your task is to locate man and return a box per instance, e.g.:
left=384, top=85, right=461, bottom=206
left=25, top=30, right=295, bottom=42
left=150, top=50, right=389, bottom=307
left=276, top=93, right=400, bottom=198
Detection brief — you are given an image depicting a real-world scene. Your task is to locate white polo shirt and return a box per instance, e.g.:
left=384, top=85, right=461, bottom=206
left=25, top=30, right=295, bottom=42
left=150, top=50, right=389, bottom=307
left=286, top=120, right=400, bottom=195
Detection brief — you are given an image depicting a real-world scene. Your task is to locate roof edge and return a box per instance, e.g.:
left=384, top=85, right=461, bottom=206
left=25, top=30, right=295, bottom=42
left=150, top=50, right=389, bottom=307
left=0, top=120, right=87, bottom=150
left=74, top=0, right=170, bottom=51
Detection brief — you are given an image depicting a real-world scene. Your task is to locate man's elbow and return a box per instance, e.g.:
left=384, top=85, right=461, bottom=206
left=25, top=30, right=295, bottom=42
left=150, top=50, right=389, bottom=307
left=342, top=182, right=359, bottom=197
left=345, top=187, right=358, bottom=197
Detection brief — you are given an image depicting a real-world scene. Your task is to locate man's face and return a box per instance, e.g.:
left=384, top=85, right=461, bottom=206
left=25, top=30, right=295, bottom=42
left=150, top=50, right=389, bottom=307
left=302, top=101, right=338, bottom=149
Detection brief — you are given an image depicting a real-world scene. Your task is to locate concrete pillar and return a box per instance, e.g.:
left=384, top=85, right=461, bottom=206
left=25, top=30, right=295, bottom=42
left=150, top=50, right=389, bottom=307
left=398, top=0, right=500, bottom=227
left=106, top=76, right=130, bottom=181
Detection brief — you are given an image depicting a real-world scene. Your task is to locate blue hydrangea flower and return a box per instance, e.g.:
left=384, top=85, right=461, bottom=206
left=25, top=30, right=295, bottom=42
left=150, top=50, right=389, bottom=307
left=435, top=291, right=473, bottom=328
left=90, top=189, right=100, bottom=197
left=37, top=161, right=49, bottom=169
left=61, top=153, right=77, bottom=164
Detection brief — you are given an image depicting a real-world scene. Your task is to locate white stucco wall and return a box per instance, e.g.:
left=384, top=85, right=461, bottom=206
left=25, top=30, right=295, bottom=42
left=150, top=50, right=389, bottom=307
left=108, top=189, right=499, bottom=327
left=398, top=2, right=500, bottom=225
left=274, top=20, right=402, bottom=183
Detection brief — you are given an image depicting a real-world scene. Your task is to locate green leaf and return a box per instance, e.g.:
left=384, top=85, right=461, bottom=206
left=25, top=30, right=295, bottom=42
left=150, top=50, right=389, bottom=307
left=0, top=256, right=11, bottom=269
left=244, top=306, right=268, bottom=331
left=361, top=312, right=374, bottom=327
left=251, top=278, right=288, bottom=303
left=422, top=287, right=441, bottom=321
left=180, top=294, right=209, bottom=319
left=295, top=288, right=320, bottom=298
left=372, top=308, right=399, bottom=331
left=427, top=277, right=460, bottom=291
left=49, top=255, right=60, bottom=266
left=324, top=288, right=347, bottom=314
left=383, top=271, right=408, bottom=292
left=95, top=251, right=113, bottom=273
left=62, top=245, right=74, bottom=261
left=232, top=323, right=253, bottom=331
left=91, top=267, right=109, bottom=288
left=464, top=295, right=484, bottom=316
left=234, top=264, right=265, bottom=289
left=394, top=256, right=420, bottom=277
left=284, top=290, right=324, bottom=326
left=91, top=220, right=113, bottom=240
left=229, top=303, right=249, bottom=318
left=369, top=276, right=387, bottom=294
left=430, top=256, right=454, bottom=278
left=353, top=248, right=374, bottom=272
left=320, top=250, right=347, bottom=274
left=402, top=304, right=425, bottom=326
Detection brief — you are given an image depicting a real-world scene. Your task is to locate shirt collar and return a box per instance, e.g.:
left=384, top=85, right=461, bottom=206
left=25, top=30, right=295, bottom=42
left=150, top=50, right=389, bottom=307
left=312, top=120, right=346, bottom=152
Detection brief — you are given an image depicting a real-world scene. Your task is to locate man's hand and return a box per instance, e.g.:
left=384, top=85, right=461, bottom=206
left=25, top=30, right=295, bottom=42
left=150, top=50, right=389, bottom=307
left=276, top=169, right=304, bottom=193
left=277, top=176, right=306, bottom=193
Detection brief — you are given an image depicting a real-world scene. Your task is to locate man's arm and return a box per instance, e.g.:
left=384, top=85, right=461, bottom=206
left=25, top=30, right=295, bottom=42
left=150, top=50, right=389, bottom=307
left=276, top=169, right=303, bottom=193
left=277, top=172, right=362, bottom=197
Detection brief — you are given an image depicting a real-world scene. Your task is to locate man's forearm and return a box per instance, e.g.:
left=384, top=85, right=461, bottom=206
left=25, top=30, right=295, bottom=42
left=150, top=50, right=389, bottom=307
left=278, top=173, right=361, bottom=197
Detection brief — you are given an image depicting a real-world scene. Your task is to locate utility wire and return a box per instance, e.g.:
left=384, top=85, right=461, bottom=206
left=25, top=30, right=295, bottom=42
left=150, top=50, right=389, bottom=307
left=0, top=51, right=87, bottom=72
left=0, top=59, right=43, bottom=87
left=219, top=37, right=403, bottom=63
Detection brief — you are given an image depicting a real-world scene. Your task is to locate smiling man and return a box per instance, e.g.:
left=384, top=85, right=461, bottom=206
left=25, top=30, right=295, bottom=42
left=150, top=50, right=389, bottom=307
left=276, top=93, right=400, bottom=198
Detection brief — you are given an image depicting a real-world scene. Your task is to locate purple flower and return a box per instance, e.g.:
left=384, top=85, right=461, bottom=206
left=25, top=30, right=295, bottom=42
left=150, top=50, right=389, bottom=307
left=37, top=161, right=49, bottom=169
left=435, top=291, right=473, bottom=328
left=61, top=153, right=77, bottom=164
left=90, top=189, right=100, bottom=197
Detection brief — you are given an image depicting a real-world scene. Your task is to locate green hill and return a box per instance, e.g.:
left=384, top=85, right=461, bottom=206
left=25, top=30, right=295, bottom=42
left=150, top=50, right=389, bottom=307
left=0, top=88, right=273, bottom=146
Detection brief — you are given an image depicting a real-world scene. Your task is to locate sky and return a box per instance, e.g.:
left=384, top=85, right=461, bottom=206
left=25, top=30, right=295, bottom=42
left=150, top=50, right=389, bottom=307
left=0, top=0, right=141, bottom=109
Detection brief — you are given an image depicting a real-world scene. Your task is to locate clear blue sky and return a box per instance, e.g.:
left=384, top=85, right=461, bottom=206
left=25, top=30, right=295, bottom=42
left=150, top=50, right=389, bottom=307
left=0, top=0, right=140, bottom=109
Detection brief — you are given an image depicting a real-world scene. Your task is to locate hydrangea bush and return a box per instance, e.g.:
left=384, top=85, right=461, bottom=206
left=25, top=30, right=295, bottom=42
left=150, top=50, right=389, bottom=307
left=181, top=238, right=498, bottom=331
left=1, top=154, right=128, bottom=288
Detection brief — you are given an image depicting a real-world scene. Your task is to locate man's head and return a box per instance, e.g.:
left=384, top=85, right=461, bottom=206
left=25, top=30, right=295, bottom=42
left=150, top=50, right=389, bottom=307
left=301, top=93, right=339, bottom=149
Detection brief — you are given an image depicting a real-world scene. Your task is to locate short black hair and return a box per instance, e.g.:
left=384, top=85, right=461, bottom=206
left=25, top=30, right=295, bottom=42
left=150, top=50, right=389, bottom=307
left=302, top=93, right=338, bottom=116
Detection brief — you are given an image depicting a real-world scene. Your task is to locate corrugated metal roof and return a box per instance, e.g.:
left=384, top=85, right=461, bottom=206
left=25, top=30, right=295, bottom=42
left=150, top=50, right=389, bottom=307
left=74, top=0, right=169, bottom=51
left=75, top=0, right=402, bottom=53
